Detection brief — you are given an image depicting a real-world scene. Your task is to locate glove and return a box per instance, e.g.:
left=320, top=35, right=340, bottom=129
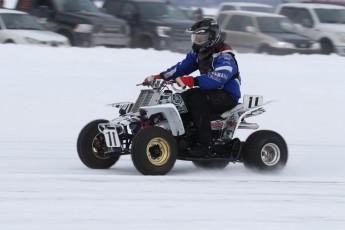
left=145, top=74, right=162, bottom=83
left=176, top=76, right=195, bottom=88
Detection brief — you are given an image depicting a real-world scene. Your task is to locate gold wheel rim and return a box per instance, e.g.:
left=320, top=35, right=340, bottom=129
left=92, top=133, right=112, bottom=160
left=146, top=137, right=170, bottom=166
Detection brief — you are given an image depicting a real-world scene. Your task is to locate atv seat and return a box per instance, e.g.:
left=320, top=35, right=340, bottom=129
left=210, top=95, right=263, bottom=120
left=220, top=103, right=244, bottom=119
left=219, top=95, right=263, bottom=119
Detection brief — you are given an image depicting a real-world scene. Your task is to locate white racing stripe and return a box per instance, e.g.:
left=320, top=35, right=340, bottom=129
left=215, top=66, right=233, bottom=72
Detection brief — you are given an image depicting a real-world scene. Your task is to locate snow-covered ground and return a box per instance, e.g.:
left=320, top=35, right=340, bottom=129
left=1, top=44, right=345, bottom=230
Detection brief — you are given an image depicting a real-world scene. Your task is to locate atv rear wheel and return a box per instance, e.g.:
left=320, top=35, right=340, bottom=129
left=243, top=130, right=288, bottom=171
left=77, top=119, right=120, bottom=169
left=131, top=126, right=177, bottom=175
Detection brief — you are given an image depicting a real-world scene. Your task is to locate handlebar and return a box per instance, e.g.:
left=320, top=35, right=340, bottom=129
left=137, top=79, right=184, bottom=92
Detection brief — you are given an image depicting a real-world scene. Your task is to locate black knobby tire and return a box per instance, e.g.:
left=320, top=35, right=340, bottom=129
left=243, top=130, right=288, bottom=171
left=131, top=126, right=177, bottom=175
left=77, top=119, right=120, bottom=169
left=192, top=160, right=230, bottom=169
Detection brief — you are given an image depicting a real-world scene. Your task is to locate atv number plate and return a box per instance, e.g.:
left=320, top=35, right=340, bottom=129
left=103, top=129, right=121, bottom=148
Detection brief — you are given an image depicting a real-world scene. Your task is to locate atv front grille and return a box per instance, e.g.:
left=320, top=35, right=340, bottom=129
left=131, top=90, right=155, bottom=113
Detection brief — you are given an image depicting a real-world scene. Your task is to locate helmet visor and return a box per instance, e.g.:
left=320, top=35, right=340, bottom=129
left=191, top=33, right=209, bottom=45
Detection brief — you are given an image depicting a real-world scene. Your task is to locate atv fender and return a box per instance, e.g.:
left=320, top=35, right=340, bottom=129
left=141, top=104, right=185, bottom=136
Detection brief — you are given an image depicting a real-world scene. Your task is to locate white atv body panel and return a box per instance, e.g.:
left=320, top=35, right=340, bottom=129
left=141, top=104, right=185, bottom=136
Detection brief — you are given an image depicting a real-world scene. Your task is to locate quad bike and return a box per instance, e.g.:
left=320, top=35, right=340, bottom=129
left=77, top=79, right=288, bottom=175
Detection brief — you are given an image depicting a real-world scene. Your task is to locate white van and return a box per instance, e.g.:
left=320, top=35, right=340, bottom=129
left=218, top=2, right=274, bottom=14
left=217, top=2, right=275, bottom=26
left=218, top=11, right=320, bottom=55
left=276, top=3, right=345, bottom=55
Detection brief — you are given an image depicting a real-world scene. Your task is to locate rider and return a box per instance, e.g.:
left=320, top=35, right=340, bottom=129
left=145, top=18, right=241, bottom=156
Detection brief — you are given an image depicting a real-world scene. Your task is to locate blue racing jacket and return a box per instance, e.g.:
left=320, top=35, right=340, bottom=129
left=160, top=49, right=241, bottom=101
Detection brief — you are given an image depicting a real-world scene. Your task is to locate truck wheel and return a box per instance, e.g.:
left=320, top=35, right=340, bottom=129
left=131, top=126, right=177, bottom=175
left=77, top=119, right=120, bottom=169
left=58, top=30, right=74, bottom=46
left=4, top=40, right=15, bottom=44
left=320, top=39, right=334, bottom=55
left=136, top=35, right=153, bottom=49
left=258, top=44, right=271, bottom=54
left=192, top=160, right=230, bottom=169
left=243, top=130, right=288, bottom=171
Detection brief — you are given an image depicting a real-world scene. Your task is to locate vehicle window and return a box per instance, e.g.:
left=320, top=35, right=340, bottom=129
left=241, top=6, right=274, bottom=13
left=279, top=7, right=297, bottom=20
left=295, top=9, right=313, bottom=27
left=217, top=14, right=227, bottom=26
left=241, top=16, right=254, bottom=31
left=257, top=16, right=298, bottom=33
left=225, top=15, right=253, bottom=32
left=103, top=1, right=122, bottom=15
left=178, top=7, right=191, bottom=19
left=35, top=0, right=53, bottom=9
left=17, top=0, right=31, bottom=10
left=225, top=15, right=241, bottom=31
left=120, top=2, right=137, bottom=18
left=280, top=7, right=314, bottom=27
left=137, top=2, right=189, bottom=20
left=220, top=5, right=236, bottom=11
left=31, top=0, right=55, bottom=18
left=53, top=0, right=100, bottom=13
left=314, top=8, right=345, bottom=24
left=2, top=13, right=45, bottom=30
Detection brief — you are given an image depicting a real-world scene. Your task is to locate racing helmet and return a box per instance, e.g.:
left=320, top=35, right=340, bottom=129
left=187, top=18, right=221, bottom=53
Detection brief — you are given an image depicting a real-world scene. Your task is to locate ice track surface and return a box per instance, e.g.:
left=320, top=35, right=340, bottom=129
left=1, top=45, right=345, bottom=229
left=1, top=142, right=344, bottom=230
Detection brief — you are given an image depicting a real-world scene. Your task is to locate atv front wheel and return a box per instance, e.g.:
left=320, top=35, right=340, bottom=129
left=77, top=119, right=120, bottom=169
left=243, top=130, right=288, bottom=171
left=131, top=126, right=177, bottom=175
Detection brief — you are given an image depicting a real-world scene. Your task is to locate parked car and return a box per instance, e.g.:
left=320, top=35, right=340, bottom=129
left=217, top=2, right=275, bottom=26
left=276, top=3, right=345, bottom=55
left=298, top=0, right=345, bottom=7
left=15, top=0, right=130, bottom=47
left=102, top=0, right=195, bottom=53
left=217, top=11, right=321, bottom=55
left=0, top=8, right=69, bottom=46
left=218, top=2, right=274, bottom=14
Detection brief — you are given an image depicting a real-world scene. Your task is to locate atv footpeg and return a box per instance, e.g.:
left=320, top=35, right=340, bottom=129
left=213, top=138, right=242, bottom=161
left=230, top=138, right=242, bottom=160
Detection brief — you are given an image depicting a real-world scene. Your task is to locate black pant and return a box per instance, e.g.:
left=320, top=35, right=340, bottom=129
left=182, top=88, right=238, bottom=145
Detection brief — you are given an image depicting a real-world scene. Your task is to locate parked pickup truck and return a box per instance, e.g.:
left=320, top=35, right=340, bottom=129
left=102, top=0, right=195, bottom=53
left=276, top=3, right=345, bottom=56
left=16, top=0, right=130, bottom=47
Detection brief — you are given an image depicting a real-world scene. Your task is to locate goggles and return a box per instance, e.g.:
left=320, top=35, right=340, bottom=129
left=191, top=33, right=209, bottom=45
